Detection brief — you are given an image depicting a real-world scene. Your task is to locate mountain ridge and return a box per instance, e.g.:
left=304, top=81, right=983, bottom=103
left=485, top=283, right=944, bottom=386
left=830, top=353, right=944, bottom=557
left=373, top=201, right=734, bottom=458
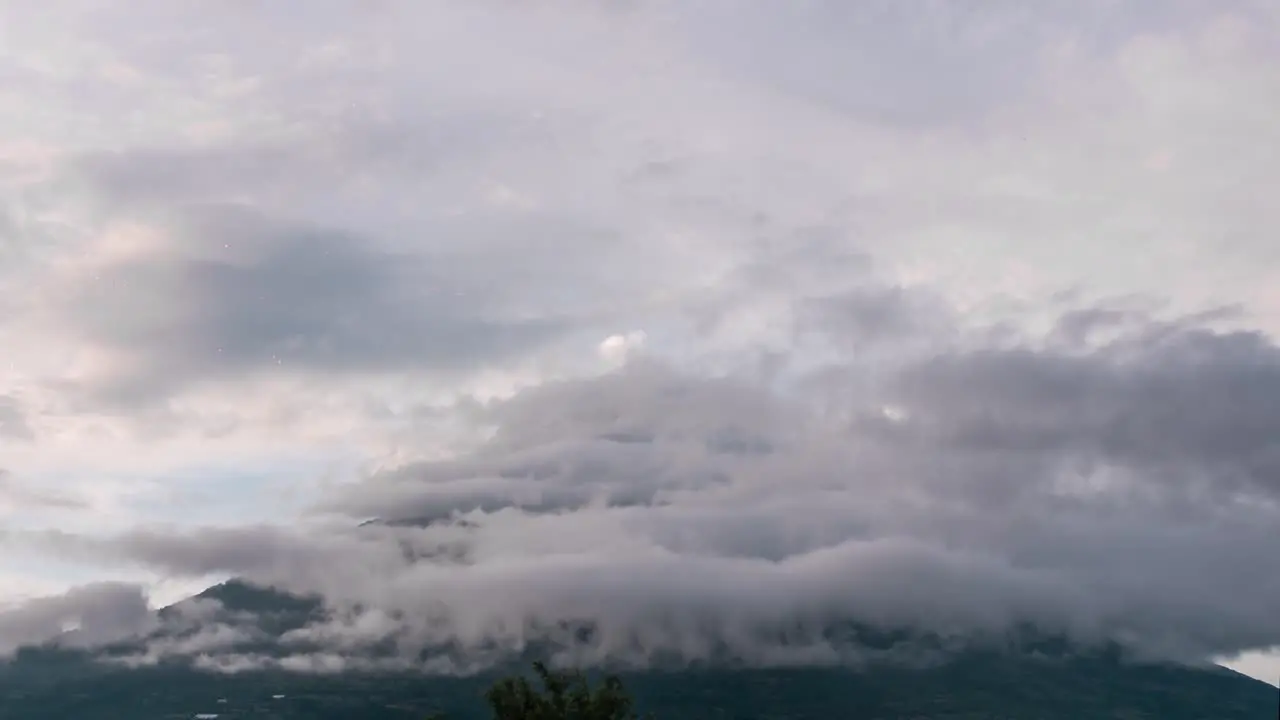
left=0, top=579, right=1274, bottom=719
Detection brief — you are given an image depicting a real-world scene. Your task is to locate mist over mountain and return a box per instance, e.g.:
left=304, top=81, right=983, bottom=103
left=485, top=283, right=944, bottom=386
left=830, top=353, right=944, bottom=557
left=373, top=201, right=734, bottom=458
left=2, top=1, right=1280, bottom=715
left=12, top=328, right=1280, bottom=675
left=2, top=579, right=1275, bottom=719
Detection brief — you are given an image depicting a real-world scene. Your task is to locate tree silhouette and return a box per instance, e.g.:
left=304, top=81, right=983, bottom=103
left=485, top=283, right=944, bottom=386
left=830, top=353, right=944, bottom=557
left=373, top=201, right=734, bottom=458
left=485, top=662, right=650, bottom=720
left=428, top=662, right=651, bottom=720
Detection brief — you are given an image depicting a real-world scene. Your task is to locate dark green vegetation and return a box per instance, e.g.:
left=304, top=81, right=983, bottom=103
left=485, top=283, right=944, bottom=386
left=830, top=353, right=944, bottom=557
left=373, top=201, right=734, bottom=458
left=0, top=581, right=1273, bottom=719
left=473, top=662, right=649, bottom=720
left=1, top=646, right=1272, bottom=720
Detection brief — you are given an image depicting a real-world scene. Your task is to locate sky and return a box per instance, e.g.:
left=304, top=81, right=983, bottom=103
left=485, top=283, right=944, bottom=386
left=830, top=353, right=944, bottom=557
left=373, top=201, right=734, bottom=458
left=2, top=0, right=1280, bottom=684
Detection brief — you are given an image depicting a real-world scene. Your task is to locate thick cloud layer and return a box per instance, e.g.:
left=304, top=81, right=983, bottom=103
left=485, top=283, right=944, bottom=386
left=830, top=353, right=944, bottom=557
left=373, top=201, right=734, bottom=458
left=11, top=297, right=1280, bottom=672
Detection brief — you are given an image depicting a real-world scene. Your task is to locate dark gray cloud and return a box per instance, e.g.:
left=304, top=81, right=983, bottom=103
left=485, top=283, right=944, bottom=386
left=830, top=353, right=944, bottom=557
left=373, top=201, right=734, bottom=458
left=324, top=359, right=798, bottom=523
left=878, top=317, right=1280, bottom=504
left=0, top=580, right=269, bottom=665
left=0, top=582, right=154, bottom=656
left=83, top=524, right=411, bottom=596
left=0, top=396, right=33, bottom=441
left=15, top=300, right=1280, bottom=670
left=54, top=204, right=571, bottom=404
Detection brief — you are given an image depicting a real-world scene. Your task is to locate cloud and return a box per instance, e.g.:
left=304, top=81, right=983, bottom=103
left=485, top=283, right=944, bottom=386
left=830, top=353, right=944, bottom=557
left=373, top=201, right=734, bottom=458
left=39, top=203, right=570, bottom=405
left=311, top=310, right=1280, bottom=667
left=0, top=469, right=85, bottom=510
left=0, top=396, right=33, bottom=441
left=677, top=0, right=1213, bottom=129
left=0, top=582, right=154, bottom=656
left=1, top=0, right=1280, bottom=682
left=880, top=318, right=1280, bottom=502
left=11, top=298, right=1280, bottom=671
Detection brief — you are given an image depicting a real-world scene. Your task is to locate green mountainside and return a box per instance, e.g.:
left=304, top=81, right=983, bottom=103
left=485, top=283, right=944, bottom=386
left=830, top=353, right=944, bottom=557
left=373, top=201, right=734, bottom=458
left=0, top=580, right=1273, bottom=720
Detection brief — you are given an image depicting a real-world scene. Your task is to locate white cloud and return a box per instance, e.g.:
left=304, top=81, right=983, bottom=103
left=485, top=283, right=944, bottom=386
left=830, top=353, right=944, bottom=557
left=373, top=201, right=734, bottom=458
left=598, top=331, right=647, bottom=365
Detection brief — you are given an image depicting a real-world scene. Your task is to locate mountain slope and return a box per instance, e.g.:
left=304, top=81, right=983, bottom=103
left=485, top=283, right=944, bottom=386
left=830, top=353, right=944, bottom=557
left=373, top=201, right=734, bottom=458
left=0, top=581, right=1273, bottom=720
left=1, top=650, right=1272, bottom=720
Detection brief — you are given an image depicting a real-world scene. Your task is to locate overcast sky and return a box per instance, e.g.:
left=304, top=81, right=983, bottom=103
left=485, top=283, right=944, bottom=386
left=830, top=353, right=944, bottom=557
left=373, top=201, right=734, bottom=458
left=2, top=0, right=1280, bottom=684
